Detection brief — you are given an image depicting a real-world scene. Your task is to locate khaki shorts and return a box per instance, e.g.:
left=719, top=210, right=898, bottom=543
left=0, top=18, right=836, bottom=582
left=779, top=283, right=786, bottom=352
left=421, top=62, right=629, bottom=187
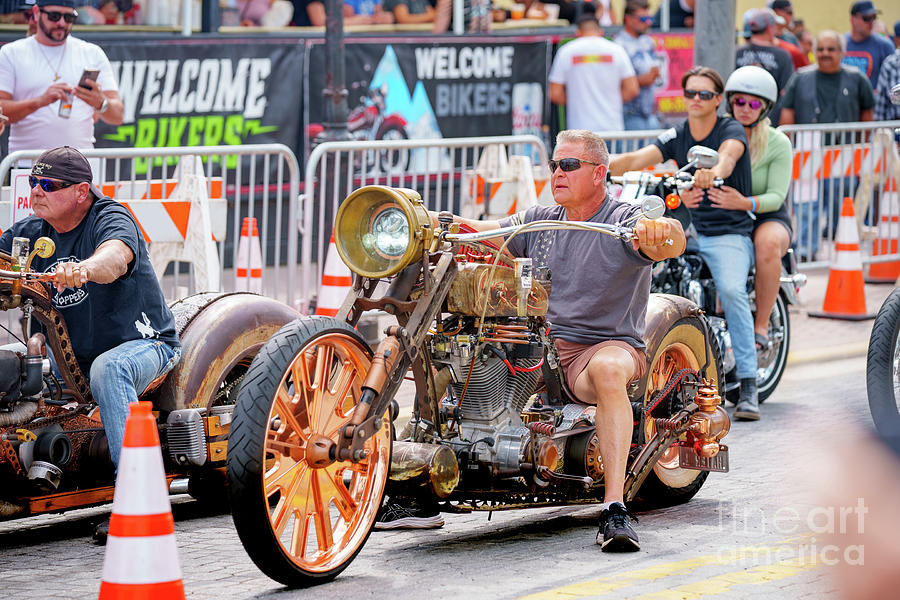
left=554, top=339, right=647, bottom=397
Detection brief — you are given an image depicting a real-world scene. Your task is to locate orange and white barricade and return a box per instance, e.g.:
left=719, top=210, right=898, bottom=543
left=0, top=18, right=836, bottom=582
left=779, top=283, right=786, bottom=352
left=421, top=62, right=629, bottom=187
left=99, top=401, right=185, bottom=599
left=235, top=217, right=263, bottom=293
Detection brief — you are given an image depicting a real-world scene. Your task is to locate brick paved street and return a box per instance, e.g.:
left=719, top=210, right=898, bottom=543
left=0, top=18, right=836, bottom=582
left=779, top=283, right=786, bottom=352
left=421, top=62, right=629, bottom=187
left=0, top=271, right=892, bottom=599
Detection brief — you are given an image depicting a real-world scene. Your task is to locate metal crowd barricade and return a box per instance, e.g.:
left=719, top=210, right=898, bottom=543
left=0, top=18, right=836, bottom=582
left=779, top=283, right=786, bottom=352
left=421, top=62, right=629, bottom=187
left=780, top=121, right=900, bottom=271
left=300, top=134, right=549, bottom=314
left=0, top=144, right=301, bottom=306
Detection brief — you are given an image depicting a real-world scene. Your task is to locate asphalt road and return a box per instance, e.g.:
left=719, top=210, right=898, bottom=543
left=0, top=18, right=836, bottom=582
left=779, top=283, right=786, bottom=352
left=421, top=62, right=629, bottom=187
left=0, top=350, right=884, bottom=600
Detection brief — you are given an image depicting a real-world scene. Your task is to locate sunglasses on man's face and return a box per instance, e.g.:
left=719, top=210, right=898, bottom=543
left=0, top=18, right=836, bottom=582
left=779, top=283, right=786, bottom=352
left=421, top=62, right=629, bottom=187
left=29, top=176, right=76, bottom=193
left=638, top=15, right=653, bottom=23
left=40, top=9, right=78, bottom=23
left=860, top=14, right=876, bottom=23
left=548, top=157, right=599, bottom=173
left=684, top=89, right=718, bottom=101
left=732, top=97, right=764, bottom=110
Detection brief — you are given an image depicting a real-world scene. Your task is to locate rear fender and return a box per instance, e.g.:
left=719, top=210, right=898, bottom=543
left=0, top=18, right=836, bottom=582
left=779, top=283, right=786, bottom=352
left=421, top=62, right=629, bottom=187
left=148, top=293, right=299, bottom=413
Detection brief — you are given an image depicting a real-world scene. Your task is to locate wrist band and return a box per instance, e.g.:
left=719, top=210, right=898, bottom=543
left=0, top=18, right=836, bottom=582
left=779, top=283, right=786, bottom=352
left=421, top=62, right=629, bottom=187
left=749, top=196, right=757, bottom=212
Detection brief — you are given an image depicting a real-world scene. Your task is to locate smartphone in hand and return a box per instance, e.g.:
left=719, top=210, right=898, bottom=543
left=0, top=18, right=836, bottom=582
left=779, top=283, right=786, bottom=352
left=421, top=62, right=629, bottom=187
left=78, top=69, right=100, bottom=89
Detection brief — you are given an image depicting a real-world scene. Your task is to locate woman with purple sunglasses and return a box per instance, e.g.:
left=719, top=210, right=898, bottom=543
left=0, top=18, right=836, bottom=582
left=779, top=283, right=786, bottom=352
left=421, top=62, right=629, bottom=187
left=708, top=66, right=792, bottom=374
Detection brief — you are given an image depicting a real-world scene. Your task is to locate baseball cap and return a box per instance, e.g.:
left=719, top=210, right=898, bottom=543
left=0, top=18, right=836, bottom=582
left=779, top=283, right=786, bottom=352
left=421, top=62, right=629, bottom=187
left=746, top=8, right=776, bottom=34
left=31, top=146, right=103, bottom=199
left=767, top=0, right=792, bottom=11
left=850, top=1, right=879, bottom=16
left=35, top=0, right=77, bottom=7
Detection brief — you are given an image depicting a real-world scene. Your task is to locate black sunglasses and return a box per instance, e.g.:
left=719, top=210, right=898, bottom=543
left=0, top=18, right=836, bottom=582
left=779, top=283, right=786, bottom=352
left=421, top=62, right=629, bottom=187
left=860, top=14, right=876, bottom=22
left=684, top=89, right=719, bottom=101
left=29, top=176, right=76, bottom=193
left=40, top=8, right=78, bottom=23
left=549, top=157, right=599, bottom=173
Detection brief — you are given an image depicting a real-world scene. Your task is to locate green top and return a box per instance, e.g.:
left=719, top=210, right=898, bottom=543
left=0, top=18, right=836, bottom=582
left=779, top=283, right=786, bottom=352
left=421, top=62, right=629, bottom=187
left=750, top=126, right=793, bottom=214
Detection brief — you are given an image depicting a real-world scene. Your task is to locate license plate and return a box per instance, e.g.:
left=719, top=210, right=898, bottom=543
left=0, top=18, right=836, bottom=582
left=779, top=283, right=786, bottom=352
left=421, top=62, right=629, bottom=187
left=678, top=444, right=729, bottom=473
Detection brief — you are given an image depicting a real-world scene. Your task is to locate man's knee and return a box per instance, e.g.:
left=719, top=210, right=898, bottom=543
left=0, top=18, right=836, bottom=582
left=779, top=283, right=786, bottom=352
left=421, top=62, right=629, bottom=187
left=585, top=353, right=633, bottom=397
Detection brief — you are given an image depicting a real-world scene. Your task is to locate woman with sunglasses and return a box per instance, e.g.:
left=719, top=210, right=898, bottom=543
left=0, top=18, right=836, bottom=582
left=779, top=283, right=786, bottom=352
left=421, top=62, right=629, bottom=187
left=707, top=67, right=791, bottom=390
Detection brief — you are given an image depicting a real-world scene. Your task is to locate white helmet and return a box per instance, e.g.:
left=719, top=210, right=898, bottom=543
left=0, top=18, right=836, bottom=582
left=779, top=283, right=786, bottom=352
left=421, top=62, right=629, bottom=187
left=724, top=66, right=778, bottom=121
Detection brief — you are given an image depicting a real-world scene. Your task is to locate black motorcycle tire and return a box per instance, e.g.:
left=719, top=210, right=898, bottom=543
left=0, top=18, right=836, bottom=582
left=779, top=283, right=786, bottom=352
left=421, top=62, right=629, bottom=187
left=637, top=314, right=720, bottom=507
left=227, top=316, right=392, bottom=587
left=756, top=292, right=791, bottom=403
left=866, top=287, right=900, bottom=438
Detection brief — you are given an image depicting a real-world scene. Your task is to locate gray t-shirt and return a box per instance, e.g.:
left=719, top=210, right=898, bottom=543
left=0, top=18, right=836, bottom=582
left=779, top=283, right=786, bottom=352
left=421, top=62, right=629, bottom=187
left=498, top=198, right=653, bottom=349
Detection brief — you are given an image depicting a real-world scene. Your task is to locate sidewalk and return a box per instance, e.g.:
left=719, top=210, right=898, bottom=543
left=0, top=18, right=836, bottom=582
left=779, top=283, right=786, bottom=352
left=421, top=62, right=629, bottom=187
left=787, top=269, right=893, bottom=365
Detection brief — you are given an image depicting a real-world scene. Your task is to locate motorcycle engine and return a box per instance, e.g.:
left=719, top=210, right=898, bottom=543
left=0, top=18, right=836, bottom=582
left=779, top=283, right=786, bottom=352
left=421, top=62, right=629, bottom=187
left=431, top=318, right=544, bottom=474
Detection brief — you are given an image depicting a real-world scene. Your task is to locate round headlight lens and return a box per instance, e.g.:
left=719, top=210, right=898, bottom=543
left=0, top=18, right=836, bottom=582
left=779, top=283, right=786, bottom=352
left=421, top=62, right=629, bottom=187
left=365, top=206, right=409, bottom=258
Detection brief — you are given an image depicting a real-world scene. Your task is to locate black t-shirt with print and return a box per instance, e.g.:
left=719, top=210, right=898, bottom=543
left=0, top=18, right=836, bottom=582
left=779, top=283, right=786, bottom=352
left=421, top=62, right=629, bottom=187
left=0, top=195, right=179, bottom=374
left=653, top=116, right=753, bottom=237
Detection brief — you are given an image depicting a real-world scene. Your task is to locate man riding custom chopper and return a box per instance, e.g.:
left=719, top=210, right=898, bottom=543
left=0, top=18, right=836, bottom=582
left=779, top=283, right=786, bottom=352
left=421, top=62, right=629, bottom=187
left=380, top=129, right=686, bottom=551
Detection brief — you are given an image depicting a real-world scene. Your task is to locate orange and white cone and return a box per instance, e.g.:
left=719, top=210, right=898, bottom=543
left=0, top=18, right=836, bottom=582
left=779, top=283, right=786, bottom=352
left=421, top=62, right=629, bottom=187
left=99, top=401, right=185, bottom=600
left=315, top=232, right=354, bottom=317
left=235, top=217, right=263, bottom=293
left=809, top=198, right=875, bottom=321
left=867, top=178, right=900, bottom=283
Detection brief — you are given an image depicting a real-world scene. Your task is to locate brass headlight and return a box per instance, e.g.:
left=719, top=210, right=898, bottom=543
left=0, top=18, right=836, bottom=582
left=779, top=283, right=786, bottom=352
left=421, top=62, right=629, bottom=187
left=334, top=186, right=433, bottom=278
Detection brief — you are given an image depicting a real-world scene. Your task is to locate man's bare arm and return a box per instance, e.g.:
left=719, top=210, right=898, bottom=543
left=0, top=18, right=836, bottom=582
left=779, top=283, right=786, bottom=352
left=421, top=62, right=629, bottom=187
left=608, top=145, right=664, bottom=176
left=52, top=239, right=134, bottom=292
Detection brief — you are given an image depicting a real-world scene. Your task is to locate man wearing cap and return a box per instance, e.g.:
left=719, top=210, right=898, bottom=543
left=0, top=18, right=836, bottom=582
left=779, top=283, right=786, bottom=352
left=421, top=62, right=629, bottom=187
left=0, top=146, right=180, bottom=543
left=767, top=0, right=799, bottom=47
left=0, top=0, right=123, bottom=156
left=614, top=0, right=663, bottom=131
left=766, top=0, right=808, bottom=69
left=874, top=20, right=900, bottom=121
left=736, top=8, right=794, bottom=125
left=844, top=1, right=894, bottom=91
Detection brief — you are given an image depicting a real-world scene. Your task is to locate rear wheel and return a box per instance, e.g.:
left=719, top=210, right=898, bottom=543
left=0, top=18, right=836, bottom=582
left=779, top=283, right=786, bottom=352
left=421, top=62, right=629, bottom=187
left=228, top=317, right=391, bottom=587
left=638, top=315, right=719, bottom=506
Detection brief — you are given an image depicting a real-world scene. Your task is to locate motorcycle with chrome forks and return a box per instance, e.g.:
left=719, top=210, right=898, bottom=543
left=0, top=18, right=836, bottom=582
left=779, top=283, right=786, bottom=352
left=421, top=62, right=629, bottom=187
left=227, top=186, right=732, bottom=587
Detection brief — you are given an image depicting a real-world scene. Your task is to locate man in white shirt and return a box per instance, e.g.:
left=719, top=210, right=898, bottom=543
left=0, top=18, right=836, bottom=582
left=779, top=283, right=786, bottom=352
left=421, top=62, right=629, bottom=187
left=549, top=14, right=638, bottom=133
left=0, top=0, right=123, bottom=155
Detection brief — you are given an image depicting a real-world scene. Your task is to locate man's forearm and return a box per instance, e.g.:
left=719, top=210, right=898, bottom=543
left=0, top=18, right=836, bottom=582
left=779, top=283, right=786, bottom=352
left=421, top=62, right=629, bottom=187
left=0, top=97, right=45, bottom=123
left=82, top=240, right=133, bottom=284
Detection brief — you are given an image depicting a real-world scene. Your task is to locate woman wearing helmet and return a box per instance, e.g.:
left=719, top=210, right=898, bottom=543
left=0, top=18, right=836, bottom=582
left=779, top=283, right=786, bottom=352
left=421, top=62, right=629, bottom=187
left=708, top=65, right=792, bottom=398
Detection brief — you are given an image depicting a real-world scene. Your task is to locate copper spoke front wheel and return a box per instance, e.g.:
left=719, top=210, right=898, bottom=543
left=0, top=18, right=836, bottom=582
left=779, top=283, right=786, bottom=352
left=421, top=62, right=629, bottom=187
left=228, top=318, right=391, bottom=587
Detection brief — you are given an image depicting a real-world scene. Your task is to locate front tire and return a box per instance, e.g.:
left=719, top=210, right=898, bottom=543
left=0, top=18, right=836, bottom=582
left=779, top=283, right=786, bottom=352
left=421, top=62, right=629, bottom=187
left=757, top=292, right=790, bottom=402
left=637, top=315, right=719, bottom=506
left=228, top=317, right=391, bottom=587
left=867, top=288, right=900, bottom=438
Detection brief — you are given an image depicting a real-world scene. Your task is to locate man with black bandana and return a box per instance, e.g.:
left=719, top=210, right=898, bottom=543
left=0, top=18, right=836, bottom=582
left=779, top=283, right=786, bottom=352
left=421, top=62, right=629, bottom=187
left=0, top=0, right=123, bottom=155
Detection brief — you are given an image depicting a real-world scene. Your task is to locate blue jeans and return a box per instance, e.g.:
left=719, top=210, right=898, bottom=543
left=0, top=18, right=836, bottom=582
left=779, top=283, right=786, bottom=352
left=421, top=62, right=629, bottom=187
left=795, top=177, right=858, bottom=258
left=89, top=340, right=181, bottom=467
left=696, top=233, right=757, bottom=380
left=623, top=113, right=660, bottom=131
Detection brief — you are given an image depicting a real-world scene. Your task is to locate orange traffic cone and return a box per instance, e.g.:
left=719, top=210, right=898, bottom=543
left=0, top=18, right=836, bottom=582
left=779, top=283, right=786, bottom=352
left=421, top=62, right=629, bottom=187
left=235, top=217, right=263, bottom=293
left=99, top=401, right=185, bottom=599
left=809, top=198, right=875, bottom=321
left=867, top=178, right=900, bottom=283
left=315, top=232, right=353, bottom=317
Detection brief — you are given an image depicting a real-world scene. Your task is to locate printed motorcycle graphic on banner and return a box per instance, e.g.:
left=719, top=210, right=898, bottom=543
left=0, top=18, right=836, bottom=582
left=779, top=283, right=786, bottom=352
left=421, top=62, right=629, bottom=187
left=306, top=40, right=550, bottom=173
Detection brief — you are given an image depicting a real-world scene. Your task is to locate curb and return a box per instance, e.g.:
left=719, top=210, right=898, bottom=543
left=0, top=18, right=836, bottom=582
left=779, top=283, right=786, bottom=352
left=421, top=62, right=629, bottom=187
left=787, top=341, right=869, bottom=366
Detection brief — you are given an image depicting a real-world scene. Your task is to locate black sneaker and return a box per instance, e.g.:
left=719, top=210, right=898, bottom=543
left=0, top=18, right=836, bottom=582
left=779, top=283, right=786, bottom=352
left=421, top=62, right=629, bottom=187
left=596, top=502, right=640, bottom=552
left=92, top=516, right=110, bottom=545
left=373, top=501, right=444, bottom=530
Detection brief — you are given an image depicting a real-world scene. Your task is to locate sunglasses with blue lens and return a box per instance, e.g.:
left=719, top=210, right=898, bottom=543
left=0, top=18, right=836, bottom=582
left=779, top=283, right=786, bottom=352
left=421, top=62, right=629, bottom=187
left=29, top=176, right=76, bottom=193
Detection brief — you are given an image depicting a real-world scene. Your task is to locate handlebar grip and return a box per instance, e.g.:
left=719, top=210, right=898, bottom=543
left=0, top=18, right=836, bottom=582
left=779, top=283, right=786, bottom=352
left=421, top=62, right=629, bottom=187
left=713, top=178, right=724, bottom=187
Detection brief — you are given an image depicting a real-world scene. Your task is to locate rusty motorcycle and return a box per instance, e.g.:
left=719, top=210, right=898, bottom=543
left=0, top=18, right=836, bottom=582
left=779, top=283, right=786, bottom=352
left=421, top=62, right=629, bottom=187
left=227, top=185, right=732, bottom=587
